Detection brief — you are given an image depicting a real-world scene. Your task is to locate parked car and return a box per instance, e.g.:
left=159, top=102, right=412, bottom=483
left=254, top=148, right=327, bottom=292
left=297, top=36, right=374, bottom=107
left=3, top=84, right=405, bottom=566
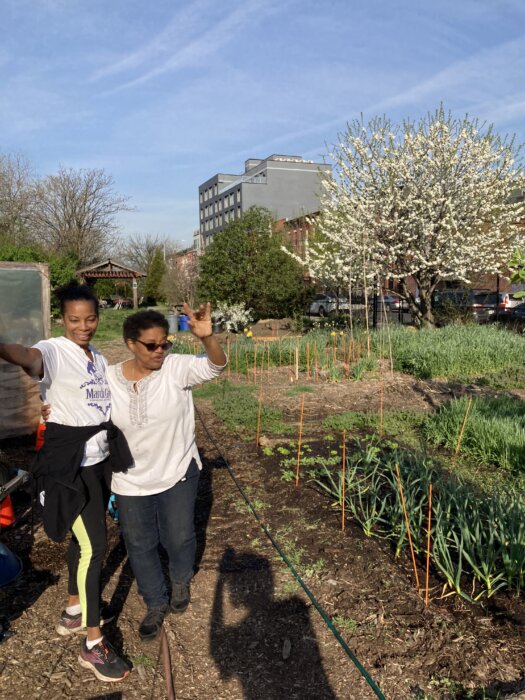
left=471, top=292, right=521, bottom=321
left=381, top=293, right=409, bottom=311
left=512, top=303, right=525, bottom=321
left=308, top=293, right=350, bottom=316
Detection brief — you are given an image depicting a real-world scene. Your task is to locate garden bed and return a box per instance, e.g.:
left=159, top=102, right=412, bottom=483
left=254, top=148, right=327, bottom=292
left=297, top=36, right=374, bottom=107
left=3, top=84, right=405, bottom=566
left=3, top=327, right=525, bottom=698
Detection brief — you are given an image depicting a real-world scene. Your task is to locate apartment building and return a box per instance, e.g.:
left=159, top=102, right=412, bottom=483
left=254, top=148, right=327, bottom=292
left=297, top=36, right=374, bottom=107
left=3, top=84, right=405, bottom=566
left=197, top=154, right=331, bottom=246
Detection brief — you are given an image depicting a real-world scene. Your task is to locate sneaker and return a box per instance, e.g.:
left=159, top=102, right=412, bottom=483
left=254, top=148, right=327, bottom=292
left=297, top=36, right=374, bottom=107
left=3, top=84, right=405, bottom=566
left=170, top=581, right=190, bottom=614
left=56, top=604, right=116, bottom=636
left=139, top=607, right=167, bottom=642
left=78, top=637, right=130, bottom=682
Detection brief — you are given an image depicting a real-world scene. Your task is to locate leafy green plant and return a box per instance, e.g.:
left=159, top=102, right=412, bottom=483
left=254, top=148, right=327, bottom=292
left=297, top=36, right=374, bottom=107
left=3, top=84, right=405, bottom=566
left=332, top=616, right=359, bottom=632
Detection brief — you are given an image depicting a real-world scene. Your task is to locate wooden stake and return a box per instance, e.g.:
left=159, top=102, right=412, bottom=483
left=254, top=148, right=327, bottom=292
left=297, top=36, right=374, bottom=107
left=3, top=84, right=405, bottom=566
left=295, top=395, right=305, bottom=487
left=341, top=430, right=346, bottom=531
left=306, top=342, right=310, bottom=380
left=255, top=381, right=263, bottom=447
left=455, top=396, right=473, bottom=456
left=295, top=346, right=299, bottom=381
left=235, top=337, right=239, bottom=376
left=395, top=463, right=421, bottom=596
left=425, top=483, right=433, bottom=606
left=226, top=335, right=231, bottom=379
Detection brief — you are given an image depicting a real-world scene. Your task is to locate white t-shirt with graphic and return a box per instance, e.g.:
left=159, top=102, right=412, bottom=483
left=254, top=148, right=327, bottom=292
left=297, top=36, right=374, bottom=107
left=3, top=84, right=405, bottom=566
left=33, top=336, right=111, bottom=466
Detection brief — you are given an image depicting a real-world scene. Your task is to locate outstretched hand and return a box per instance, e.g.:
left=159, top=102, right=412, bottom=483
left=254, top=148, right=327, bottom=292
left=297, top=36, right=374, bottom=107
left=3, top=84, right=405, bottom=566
left=182, top=302, right=213, bottom=339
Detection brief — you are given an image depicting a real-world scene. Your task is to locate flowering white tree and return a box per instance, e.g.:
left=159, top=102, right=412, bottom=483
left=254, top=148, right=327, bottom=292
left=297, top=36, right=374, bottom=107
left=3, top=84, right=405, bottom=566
left=304, top=107, right=525, bottom=327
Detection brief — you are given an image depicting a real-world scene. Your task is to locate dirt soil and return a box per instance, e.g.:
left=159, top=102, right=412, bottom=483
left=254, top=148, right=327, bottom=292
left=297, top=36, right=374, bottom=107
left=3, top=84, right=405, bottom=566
left=1, top=338, right=525, bottom=699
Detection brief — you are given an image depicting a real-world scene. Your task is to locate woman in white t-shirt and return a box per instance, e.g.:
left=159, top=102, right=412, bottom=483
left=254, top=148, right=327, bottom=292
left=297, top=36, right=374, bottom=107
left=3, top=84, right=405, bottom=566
left=107, top=304, right=226, bottom=642
left=0, top=283, right=129, bottom=684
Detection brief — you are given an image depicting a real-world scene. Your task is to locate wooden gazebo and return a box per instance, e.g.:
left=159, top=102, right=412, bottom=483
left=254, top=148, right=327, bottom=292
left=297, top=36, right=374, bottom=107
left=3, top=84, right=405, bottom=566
left=77, top=259, right=146, bottom=309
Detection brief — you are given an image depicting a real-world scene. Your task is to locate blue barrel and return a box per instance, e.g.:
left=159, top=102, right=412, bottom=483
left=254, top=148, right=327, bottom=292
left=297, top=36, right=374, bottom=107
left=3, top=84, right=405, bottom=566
left=178, top=314, right=190, bottom=332
left=0, top=542, right=22, bottom=587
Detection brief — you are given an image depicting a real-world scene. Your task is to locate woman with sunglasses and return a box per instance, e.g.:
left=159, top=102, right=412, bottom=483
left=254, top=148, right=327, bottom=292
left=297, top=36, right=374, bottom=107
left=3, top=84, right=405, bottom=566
left=106, top=303, right=226, bottom=641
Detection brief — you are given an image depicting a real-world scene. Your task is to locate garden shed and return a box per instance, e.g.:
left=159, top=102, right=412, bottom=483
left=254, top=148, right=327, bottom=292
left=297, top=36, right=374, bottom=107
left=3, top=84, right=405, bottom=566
left=0, top=262, right=50, bottom=439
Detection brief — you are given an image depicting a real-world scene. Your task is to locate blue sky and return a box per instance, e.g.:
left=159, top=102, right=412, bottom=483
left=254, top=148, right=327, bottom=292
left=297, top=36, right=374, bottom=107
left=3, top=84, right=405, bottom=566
left=2, top=0, right=525, bottom=247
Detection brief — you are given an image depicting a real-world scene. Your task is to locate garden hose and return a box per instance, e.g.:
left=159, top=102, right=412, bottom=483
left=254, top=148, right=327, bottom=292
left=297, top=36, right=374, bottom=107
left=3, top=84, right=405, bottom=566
left=195, top=404, right=387, bottom=700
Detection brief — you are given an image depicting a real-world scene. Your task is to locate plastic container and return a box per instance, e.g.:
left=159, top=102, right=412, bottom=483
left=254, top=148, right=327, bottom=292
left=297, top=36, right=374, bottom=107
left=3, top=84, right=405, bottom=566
left=0, top=542, right=22, bottom=587
left=166, top=314, right=178, bottom=334
left=178, top=314, right=190, bottom=332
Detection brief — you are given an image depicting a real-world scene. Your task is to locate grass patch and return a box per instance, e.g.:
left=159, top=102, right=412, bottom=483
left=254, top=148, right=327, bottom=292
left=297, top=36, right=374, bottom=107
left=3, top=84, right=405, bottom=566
left=379, top=325, right=525, bottom=379
left=424, top=395, right=525, bottom=473
left=321, top=409, right=425, bottom=448
left=208, top=382, right=291, bottom=438
left=286, top=384, right=315, bottom=396
left=475, top=365, right=525, bottom=391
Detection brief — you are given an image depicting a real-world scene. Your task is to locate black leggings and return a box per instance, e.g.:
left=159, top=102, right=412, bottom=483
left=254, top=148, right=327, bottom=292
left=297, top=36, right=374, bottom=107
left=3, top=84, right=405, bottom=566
left=66, top=459, right=110, bottom=628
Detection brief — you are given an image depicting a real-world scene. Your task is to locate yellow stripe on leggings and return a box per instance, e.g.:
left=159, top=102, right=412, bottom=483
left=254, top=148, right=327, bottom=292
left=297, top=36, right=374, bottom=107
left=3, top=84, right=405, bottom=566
left=71, top=515, right=93, bottom=628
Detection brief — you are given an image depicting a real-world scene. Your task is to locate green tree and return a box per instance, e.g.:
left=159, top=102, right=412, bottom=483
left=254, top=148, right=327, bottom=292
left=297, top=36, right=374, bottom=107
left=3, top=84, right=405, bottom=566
left=0, top=243, right=77, bottom=288
left=143, top=247, right=166, bottom=304
left=198, top=207, right=306, bottom=318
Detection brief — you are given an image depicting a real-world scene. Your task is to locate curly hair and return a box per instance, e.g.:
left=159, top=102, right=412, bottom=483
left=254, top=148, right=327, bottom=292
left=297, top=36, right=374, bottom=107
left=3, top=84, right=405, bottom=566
left=123, top=310, right=169, bottom=341
left=55, top=282, right=99, bottom=316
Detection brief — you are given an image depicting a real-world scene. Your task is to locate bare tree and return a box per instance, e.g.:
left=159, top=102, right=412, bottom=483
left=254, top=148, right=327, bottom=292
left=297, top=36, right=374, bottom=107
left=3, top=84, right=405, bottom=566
left=0, top=153, right=36, bottom=247
left=31, top=167, right=130, bottom=265
left=120, top=233, right=180, bottom=273
left=162, top=251, right=199, bottom=308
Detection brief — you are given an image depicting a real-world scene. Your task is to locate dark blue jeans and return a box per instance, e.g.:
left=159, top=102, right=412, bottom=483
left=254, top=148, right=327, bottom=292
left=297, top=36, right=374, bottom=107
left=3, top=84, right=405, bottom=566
left=116, top=458, right=200, bottom=610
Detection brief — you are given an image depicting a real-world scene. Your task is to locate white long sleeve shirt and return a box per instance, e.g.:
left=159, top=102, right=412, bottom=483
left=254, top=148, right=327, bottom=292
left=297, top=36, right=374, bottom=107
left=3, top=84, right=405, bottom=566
left=107, top=353, right=225, bottom=496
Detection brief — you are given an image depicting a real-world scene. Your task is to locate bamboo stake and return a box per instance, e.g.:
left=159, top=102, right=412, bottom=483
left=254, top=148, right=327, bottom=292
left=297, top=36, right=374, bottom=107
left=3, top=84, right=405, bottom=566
left=226, top=335, right=231, bottom=379
left=394, top=463, right=421, bottom=596
left=295, top=346, right=299, bottom=381
left=425, top=483, right=433, bottom=606
left=255, top=381, right=264, bottom=447
left=341, top=430, right=346, bottom=531
left=295, top=395, right=305, bottom=487
left=306, top=342, right=310, bottom=380
left=455, top=396, right=473, bottom=456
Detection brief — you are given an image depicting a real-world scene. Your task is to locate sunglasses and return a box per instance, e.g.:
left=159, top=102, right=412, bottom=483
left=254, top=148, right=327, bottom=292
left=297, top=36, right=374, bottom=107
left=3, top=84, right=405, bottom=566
left=134, top=339, right=173, bottom=352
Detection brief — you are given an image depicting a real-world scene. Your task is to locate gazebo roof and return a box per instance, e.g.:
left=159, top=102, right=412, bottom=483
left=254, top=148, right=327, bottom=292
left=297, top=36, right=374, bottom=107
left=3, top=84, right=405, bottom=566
left=77, top=259, right=146, bottom=279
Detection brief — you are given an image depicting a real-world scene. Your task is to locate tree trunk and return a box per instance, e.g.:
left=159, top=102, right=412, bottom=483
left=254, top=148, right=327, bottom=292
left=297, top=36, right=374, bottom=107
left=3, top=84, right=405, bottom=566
left=399, top=277, right=437, bottom=328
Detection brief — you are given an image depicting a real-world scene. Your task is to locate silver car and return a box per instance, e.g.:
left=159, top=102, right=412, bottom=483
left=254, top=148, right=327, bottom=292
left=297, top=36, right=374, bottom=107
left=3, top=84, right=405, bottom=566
left=308, top=293, right=350, bottom=316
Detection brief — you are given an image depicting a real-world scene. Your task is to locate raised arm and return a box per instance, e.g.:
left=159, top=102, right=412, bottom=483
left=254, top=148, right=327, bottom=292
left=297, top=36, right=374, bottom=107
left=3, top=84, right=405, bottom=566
left=0, top=342, right=43, bottom=377
left=182, top=302, right=227, bottom=367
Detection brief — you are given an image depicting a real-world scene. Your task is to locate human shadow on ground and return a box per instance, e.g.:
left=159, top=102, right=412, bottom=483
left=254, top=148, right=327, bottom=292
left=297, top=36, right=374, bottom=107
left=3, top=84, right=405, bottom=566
left=210, top=547, right=337, bottom=700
